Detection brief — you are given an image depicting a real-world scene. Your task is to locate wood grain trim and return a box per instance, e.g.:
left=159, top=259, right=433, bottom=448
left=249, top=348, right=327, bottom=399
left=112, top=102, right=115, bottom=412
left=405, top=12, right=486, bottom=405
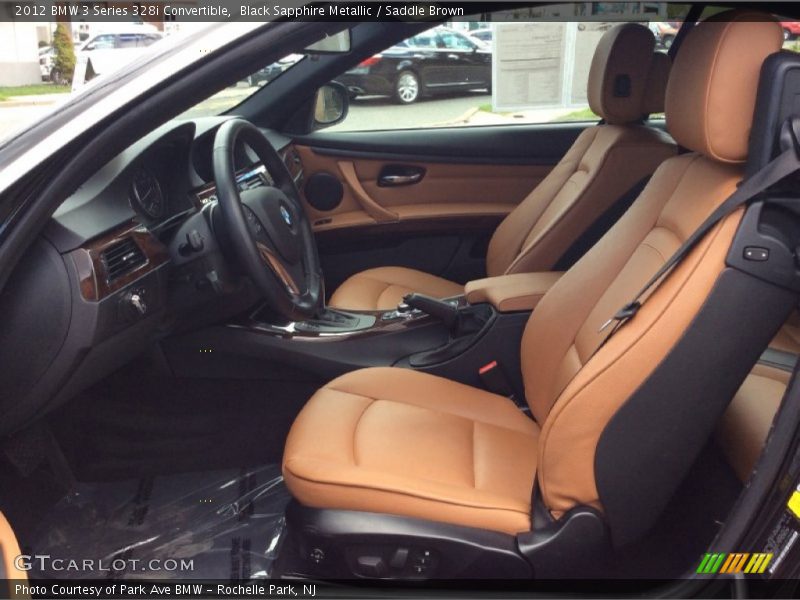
left=70, top=220, right=170, bottom=301
left=257, top=241, right=301, bottom=296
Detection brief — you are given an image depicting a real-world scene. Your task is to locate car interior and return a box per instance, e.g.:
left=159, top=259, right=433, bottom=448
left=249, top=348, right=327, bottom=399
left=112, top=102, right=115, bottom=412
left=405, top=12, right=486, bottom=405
left=2, top=3, right=800, bottom=588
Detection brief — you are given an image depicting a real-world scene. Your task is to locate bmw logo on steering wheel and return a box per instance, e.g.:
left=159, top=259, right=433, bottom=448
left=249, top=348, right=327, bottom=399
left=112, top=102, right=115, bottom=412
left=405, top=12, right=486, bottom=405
left=279, top=205, right=293, bottom=227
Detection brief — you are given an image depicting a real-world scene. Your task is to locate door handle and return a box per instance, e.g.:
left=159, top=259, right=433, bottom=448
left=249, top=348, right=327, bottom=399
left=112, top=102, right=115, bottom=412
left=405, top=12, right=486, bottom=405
left=379, top=173, right=423, bottom=186
left=448, top=54, right=460, bottom=60
left=377, top=165, right=426, bottom=187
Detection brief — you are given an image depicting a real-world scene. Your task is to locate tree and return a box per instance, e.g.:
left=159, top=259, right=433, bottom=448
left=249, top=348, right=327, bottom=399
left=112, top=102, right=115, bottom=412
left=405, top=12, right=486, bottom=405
left=51, top=23, right=75, bottom=85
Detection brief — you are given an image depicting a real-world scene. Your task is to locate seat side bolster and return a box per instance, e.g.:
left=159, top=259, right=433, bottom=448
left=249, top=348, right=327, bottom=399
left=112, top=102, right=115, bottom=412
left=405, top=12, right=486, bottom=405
left=505, top=128, right=677, bottom=274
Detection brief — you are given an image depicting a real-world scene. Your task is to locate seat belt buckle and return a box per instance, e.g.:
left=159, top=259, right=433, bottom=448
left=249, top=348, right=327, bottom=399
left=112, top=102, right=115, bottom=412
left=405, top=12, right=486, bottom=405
left=479, top=361, right=515, bottom=400
left=599, top=300, right=641, bottom=332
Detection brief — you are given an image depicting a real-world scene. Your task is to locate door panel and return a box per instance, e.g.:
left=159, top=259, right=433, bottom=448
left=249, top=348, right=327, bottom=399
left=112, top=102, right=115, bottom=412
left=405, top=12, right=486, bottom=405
left=291, top=121, right=594, bottom=290
left=295, top=144, right=549, bottom=232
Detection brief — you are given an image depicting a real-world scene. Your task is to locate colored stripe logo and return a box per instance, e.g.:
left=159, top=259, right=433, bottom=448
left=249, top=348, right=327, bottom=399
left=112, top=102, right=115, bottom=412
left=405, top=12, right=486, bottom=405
left=696, top=552, right=773, bottom=574
left=788, top=489, right=800, bottom=520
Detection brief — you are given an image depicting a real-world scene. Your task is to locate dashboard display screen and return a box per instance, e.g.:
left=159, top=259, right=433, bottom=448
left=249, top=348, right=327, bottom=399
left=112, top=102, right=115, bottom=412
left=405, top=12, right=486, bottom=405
left=194, top=164, right=270, bottom=206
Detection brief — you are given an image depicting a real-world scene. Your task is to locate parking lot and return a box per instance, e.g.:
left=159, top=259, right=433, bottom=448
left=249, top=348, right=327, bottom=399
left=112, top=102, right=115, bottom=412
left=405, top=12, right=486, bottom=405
left=0, top=88, right=583, bottom=142
left=180, top=87, right=495, bottom=130
left=333, top=92, right=491, bottom=130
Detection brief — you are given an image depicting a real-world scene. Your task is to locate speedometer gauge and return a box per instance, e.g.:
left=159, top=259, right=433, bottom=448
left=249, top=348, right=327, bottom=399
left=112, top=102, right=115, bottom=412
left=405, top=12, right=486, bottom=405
left=130, top=167, right=165, bottom=220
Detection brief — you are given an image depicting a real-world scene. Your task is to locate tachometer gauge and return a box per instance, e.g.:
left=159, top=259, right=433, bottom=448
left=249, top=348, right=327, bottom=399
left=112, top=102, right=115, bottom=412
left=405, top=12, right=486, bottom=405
left=130, top=167, right=165, bottom=220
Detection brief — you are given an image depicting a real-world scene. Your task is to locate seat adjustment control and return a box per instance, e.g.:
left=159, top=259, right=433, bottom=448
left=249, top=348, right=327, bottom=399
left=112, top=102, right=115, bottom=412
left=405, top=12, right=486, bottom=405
left=355, top=555, right=388, bottom=578
left=389, top=547, right=409, bottom=569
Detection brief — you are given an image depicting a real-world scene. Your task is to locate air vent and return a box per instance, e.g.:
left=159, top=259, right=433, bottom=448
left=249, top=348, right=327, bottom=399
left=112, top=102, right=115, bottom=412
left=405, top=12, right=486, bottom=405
left=101, top=237, right=146, bottom=281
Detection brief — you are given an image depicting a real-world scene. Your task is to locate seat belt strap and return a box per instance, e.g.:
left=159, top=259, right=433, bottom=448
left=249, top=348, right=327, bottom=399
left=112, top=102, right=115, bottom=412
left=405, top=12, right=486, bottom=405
left=595, top=140, right=800, bottom=352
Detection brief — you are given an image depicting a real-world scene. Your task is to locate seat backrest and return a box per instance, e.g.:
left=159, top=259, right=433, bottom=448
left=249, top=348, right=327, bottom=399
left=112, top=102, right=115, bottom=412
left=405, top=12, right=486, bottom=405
left=486, top=24, right=677, bottom=277
left=520, top=13, right=784, bottom=544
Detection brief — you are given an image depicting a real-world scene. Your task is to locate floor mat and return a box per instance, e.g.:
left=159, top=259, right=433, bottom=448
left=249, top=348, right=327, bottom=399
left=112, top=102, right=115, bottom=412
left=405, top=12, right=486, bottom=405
left=28, top=465, right=290, bottom=580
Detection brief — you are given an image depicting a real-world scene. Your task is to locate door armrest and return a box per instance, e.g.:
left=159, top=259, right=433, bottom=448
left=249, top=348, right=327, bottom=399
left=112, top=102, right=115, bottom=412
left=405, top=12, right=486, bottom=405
left=465, top=272, right=564, bottom=312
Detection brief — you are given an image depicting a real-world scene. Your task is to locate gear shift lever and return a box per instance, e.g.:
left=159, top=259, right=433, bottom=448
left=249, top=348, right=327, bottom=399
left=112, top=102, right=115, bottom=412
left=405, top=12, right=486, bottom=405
left=402, top=293, right=459, bottom=330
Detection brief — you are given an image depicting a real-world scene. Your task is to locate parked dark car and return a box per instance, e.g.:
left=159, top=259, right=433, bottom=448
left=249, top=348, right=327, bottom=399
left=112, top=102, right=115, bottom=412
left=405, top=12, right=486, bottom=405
left=648, top=21, right=679, bottom=49
left=470, top=28, right=493, bottom=44
left=338, top=27, right=491, bottom=104
left=248, top=53, right=303, bottom=86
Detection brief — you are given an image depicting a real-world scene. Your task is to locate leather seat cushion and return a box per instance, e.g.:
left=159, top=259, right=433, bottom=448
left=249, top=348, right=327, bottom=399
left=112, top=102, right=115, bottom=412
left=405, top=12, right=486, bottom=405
left=328, top=267, right=464, bottom=311
left=283, top=367, right=540, bottom=534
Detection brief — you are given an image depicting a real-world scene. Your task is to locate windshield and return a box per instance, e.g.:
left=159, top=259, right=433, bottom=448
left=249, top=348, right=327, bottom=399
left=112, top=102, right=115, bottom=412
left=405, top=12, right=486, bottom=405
left=180, top=52, right=305, bottom=119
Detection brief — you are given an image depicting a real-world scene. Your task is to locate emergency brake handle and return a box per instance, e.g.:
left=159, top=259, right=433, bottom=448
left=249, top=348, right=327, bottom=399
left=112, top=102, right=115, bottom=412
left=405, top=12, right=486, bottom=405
left=402, top=293, right=459, bottom=330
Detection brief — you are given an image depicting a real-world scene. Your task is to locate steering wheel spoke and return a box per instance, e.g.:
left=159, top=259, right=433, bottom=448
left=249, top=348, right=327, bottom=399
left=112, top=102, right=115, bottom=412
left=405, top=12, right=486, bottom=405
left=256, top=240, right=302, bottom=296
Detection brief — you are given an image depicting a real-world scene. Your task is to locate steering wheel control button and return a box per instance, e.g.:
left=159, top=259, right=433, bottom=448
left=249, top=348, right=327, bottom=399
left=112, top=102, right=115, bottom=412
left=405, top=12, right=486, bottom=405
left=744, top=246, right=770, bottom=261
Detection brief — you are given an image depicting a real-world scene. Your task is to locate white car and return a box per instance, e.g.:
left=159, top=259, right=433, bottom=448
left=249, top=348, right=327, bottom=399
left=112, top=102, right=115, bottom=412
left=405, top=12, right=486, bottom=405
left=76, top=30, right=164, bottom=82
left=38, top=46, right=55, bottom=81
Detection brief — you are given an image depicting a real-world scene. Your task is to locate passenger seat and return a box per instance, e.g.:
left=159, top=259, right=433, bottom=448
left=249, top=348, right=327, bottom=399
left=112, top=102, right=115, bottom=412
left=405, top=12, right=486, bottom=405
left=328, top=24, right=677, bottom=311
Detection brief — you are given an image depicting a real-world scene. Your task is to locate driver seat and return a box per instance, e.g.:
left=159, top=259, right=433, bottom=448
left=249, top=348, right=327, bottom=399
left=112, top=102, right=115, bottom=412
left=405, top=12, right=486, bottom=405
left=328, top=23, right=677, bottom=311
left=284, top=13, right=790, bottom=560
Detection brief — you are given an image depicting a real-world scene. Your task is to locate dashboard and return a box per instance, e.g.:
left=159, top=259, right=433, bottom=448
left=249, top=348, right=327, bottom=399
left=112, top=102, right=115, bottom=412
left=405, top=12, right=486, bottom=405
left=48, top=117, right=301, bottom=251
left=0, top=116, right=304, bottom=435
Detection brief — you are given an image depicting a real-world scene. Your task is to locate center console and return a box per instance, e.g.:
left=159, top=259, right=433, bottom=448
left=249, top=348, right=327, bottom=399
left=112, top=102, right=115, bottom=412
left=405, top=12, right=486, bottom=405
left=160, top=272, right=563, bottom=400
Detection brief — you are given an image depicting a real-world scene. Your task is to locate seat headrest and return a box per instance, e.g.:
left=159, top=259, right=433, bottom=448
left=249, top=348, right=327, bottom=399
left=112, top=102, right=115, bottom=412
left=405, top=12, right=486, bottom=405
left=587, top=23, right=656, bottom=124
left=665, top=11, right=782, bottom=163
left=642, top=51, right=671, bottom=115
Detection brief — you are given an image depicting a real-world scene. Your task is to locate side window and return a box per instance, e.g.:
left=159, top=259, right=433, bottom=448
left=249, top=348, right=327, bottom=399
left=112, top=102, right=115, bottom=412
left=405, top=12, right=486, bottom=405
left=116, top=34, right=139, bottom=49
left=438, top=30, right=475, bottom=51
left=329, top=21, right=618, bottom=132
left=407, top=32, right=438, bottom=49
left=88, top=34, right=115, bottom=50
left=327, top=12, right=685, bottom=133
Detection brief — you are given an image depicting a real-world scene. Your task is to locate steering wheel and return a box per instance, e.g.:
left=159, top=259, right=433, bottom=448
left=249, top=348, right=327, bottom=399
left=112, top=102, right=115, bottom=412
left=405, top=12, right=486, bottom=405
left=212, top=119, right=322, bottom=320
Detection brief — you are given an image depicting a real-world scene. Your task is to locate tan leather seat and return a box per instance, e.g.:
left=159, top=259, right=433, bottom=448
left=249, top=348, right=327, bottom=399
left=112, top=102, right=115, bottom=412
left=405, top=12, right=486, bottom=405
left=769, top=310, right=800, bottom=353
left=284, top=368, right=539, bottom=533
left=717, top=364, right=790, bottom=482
left=0, top=511, right=27, bottom=581
left=328, top=24, right=677, bottom=311
left=717, top=317, right=800, bottom=482
left=285, top=14, right=783, bottom=536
